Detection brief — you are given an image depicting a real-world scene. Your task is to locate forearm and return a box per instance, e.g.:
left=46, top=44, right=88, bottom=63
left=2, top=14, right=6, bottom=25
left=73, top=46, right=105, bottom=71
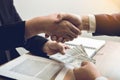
left=25, top=16, right=47, bottom=39
left=94, top=13, right=120, bottom=36
left=23, top=36, right=49, bottom=58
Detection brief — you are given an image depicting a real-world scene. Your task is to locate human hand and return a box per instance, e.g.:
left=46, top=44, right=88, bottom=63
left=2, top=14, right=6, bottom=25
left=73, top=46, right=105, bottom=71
left=42, top=41, right=69, bottom=55
left=45, top=13, right=82, bottom=42
left=73, top=61, right=101, bottom=80
left=26, top=13, right=80, bottom=41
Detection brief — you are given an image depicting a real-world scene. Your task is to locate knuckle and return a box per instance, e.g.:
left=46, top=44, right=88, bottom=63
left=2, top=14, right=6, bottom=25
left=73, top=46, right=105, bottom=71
left=62, top=21, right=70, bottom=26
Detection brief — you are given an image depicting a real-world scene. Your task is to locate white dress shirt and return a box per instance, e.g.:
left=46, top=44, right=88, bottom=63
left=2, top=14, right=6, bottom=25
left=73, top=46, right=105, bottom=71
left=88, top=14, right=96, bottom=33
left=95, top=76, right=108, bottom=80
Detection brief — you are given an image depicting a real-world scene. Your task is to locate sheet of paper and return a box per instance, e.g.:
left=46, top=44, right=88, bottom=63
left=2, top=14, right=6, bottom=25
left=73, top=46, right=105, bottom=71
left=0, top=54, right=64, bottom=80
left=65, top=37, right=106, bottom=57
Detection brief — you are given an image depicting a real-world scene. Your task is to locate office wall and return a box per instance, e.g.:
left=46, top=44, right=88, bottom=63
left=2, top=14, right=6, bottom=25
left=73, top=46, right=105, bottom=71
left=14, top=0, right=120, bottom=20
left=110, top=0, right=120, bottom=8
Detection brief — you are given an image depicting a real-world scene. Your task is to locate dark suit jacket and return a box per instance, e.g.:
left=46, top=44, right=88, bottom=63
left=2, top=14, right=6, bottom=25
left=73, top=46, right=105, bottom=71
left=0, top=0, right=48, bottom=65
left=93, top=13, right=120, bottom=36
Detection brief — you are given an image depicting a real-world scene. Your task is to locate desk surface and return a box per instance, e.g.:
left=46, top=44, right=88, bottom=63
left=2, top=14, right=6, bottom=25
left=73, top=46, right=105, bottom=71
left=93, top=41, right=120, bottom=80
left=64, top=41, right=120, bottom=80
left=0, top=41, right=120, bottom=80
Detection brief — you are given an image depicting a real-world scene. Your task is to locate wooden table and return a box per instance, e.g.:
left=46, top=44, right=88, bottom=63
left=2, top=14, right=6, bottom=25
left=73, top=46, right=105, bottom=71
left=93, top=41, right=120, bottom=80
left=64, top=41, right=120, bottom=80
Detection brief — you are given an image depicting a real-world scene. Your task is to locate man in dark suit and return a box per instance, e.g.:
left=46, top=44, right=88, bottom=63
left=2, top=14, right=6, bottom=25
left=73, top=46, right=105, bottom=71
left=0, top=0, right=81, bottom=65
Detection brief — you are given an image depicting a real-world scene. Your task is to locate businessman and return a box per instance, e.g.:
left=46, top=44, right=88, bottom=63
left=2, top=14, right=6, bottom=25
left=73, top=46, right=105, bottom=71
left=74, top=13, right=120, bottom=80
left=51, top=13, right=120, bottom=39
left=0, top=0, right=81, bottom=65
left=51, top=13, right=120, bottom=80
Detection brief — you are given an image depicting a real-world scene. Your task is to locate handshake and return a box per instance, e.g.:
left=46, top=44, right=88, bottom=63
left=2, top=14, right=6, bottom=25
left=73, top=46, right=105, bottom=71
left=25, top=13, right=90, bottom=42
left=25, top=13, right=105, bottom=80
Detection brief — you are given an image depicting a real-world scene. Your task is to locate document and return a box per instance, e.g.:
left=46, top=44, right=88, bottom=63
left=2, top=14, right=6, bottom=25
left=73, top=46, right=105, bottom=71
left=0, top=54, right=64, bottom=80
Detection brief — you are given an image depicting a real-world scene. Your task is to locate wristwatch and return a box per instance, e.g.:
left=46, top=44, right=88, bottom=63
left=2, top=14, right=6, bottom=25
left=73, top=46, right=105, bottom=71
left=95, top=76, right=108, bottom=80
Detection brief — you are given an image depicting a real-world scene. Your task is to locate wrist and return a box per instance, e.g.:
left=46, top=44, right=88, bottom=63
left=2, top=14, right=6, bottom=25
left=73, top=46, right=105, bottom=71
left=25, top=17, right=47, bottom=37
left=42, top=41, right=50, bottom=54
left=80, top=16, right=90, bottom=31
left=25, top=20, right=34, bottom=39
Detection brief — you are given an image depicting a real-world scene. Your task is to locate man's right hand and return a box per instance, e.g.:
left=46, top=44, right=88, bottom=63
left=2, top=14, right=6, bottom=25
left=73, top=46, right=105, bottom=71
left=45, top=13, right=83, bottom=42
left=73, top=61, right=101, bottom=80
left=25, top=13, right=81, bottom=42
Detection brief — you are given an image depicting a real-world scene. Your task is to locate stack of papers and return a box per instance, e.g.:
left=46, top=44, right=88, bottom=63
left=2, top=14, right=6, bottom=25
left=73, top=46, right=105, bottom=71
left=50, top=45, right=95, bottom=67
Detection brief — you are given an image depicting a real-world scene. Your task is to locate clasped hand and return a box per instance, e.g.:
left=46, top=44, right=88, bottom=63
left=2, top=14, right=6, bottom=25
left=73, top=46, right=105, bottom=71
left=26, top=13, right=81, bottom=42
left=45, top=13, right=82, bottom=42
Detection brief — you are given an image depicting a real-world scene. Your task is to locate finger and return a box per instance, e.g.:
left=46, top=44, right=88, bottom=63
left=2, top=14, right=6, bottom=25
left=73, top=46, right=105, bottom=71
left=57, top=36, right=71, bottom=43
left=55, top=13, right=63, bottom=23
left=51, top=36, right=57, bottom=41
left=62, top=39, right=66, bottom=43
left=48, top=50, right=57, bottom=55
left=81, top=61, right=90, bottom=66
left=65, top=21, right=80, bottom=37
left=64, top=37, right=73, bottom=42
left=70, top=24, right=81, bottom=35
left=45, top=34, right=49, bottom=38
left=56, top=20, right=78, bottom=38
left=63, top=35, right=74, bottom=42
left=66, top=33, right=76, bottom=40
left=64, top=45, right=70, bottom=49
left=57, top=37, right=64, bottom=42
left=67, top=31, right=78, bottom=38
left=58, top=13, right=81, bottom=27
left=57, top=43, right=65, bottom=55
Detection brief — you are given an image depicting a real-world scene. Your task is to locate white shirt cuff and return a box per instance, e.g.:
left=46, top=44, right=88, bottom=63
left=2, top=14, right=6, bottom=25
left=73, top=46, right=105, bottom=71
left=95, top=76, right=108, bottom=80
left=88, top=14, right=96, bottom=33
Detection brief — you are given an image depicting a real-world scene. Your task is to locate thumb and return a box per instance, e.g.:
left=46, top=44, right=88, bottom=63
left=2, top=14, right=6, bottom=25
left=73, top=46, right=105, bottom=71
left=81, top=61, right=89, bottom=66
left=54, top=13, right=63, bottom=23
left=56, top=13, right=81, bottom=27
left=45, top=34, right=49, bottom=38
left=59, top=46, right=65, bottom=55
left=56, top=43, right=65, bottom=55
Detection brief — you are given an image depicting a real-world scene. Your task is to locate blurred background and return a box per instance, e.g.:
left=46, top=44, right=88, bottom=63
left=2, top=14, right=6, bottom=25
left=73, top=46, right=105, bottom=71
left=14, top=0, right=120, bottom=54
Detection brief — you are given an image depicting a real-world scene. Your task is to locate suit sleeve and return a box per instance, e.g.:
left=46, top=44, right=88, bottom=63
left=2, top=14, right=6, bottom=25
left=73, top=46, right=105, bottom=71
left=24, top=36, right=49, bottom=58
left=93, top=13, right=120, bottom=36
left=0, top=21, right=25, bottom=50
